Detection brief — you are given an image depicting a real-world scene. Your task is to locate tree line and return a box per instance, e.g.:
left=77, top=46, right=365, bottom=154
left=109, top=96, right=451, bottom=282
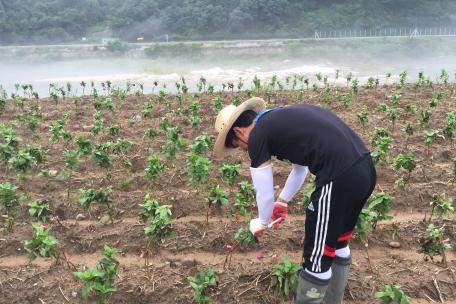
left=1, top=0, right=455, bottom=45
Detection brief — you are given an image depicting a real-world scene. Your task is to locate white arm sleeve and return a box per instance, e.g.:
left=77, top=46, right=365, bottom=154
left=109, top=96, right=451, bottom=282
left=278, top=164, right=309, bottom=202
left=250, top=165, right=275, bottom=225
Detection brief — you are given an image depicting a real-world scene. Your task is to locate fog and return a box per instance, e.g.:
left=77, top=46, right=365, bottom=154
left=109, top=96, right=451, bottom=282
left=1, top=38, right=456, bottom=97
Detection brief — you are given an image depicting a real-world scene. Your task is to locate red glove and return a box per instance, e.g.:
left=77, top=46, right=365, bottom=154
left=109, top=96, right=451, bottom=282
left=271, top=201, right=288, bottom=229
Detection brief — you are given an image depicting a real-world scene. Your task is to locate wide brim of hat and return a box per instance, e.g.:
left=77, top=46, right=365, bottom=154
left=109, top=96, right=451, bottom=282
left=213, top=97, right=266, bottom=159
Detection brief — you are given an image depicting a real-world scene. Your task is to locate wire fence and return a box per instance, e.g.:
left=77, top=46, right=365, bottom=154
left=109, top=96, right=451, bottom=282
left=314, top=27, right=456, bottom=40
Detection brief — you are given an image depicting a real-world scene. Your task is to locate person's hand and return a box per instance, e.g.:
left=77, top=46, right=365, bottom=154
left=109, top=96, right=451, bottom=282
left=249, top=218, right=265, bottom=237
left=271, top=201, right=288, bottom=229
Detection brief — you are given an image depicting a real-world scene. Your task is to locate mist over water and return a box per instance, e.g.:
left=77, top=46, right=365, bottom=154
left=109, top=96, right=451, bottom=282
left=1, top=39, right=456, bottom=97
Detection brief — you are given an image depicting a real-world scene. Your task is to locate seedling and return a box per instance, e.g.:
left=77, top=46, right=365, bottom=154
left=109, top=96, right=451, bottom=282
left=442, top=111, right=456, bottom=139
left=187, top=267, right=217, bottom=304
left=298, top=175, right=316, bottom=208
left=339, top=93, right=351, bottom=108
left=73, top=246, right=119, bottom=303
left=234, top=227, right=259, bottom=248
left=162, top=127, right=186, bottom=160
left=356, top=192, right=393, bottom=268
left=27, top=199, right=52, bottom=223
left=75, top=135, right=92, bottom=156
left=271, top=256, right=301, bottom=300
left=423, top=130, right=445, bottom=154
left=205, top=185, right=229, bottom=223
left=142, top=99, right=154, bottom=118
left=419, top=224, right=451, bottom=264
left=219, top=164, right=241, bottom=186
left=392, top=152, right=416, bottom=181
left=186, top=152, right=211, bottom=188
left=212, top=96, right=222, bottom=113
left=374, top=284, right=410, bottom=304
left=387, top=107, right=399, bottom=130
left=144, top=155, right=165, bottom=183
left=8, top=149, right=34, bottom=177
left=143, top=203, right=173, bottom=243
left=24, top=223, right=59, bottom=261
left=0, top=182, right=21, bottom=231
left=429, top=193, right=454, bottom=222
left=356, top=111, right=369, bottom=125
left=405, top=103, right=417, bottom=114
left=234, top=181, right=256, bottom=217
left=189, top=134, right=213, bottom=155
left=371, top=136, right=392, bottom=164
left=79, top=187, right=115, bottom=224
left=420, top=109, right=432, bottom=126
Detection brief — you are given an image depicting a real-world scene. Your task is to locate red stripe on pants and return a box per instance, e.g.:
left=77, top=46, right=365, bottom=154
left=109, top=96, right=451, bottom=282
left=337, top=231, right=352, bottom=242
left=324, top=244, right=336, bottom=257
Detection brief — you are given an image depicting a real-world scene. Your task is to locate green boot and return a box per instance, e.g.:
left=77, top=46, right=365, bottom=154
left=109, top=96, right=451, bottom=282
left=323, top=255, right=351, bottom=304
left=293, top=270, right=330, bottom=304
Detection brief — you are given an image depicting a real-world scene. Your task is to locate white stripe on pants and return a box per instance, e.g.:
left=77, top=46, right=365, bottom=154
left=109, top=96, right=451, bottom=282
left=309, top=182, right=333, bottom=272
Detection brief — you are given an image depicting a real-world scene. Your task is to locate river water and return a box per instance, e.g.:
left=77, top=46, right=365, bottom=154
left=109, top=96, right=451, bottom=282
left=1, top=40, right=455, bottom=97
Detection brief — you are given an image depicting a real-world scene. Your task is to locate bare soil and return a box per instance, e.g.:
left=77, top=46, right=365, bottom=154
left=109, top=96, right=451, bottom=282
left=0, top=83, right=455, bottom=303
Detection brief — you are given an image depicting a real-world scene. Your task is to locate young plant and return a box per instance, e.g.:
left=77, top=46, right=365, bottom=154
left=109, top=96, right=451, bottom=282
left=405, top=103, right=417, bottom=115
left=186, top=153, right=211, bottom=188
left=234, top=227, right=259, bottom=248
left=219, top=164, right=241, bottom=186
left=27, top=199, right=52, bottom=223
left=374, top=284, right=410, bottom=304
left=75, top=135, right=92, bottom=156
left=144, top=155, right=165, bottom=183
left=392, top=152, right=416, bottom=182
left=189, top=134, right=213, bottom=155
left=339, top=93, right=351, bottom=108
left=271, top=256, right=301, bottom=300
left=212, top=96, right=222, bottom=113
left=162, top=127, right=186, bottom=160
left=8, top=149, right=34, bottom=177
left=205, top=185, right=229, bottom=223
left=371, top=136, right=392, bottom=164
left=233, top=181, right=256, bottom=217
left=419, top=224, right=451, bottom=264
left=429, top=193, right=454, bottom=221
left=298, top=175, right=316, bottom=208
left=442, top=111, right=456, bottom=139
left=356, top=111, right=369, bottom=125
left=24, top=223, right=59, bottom=261
left=423, top=130, right=445, bottom=154
left=73, top=245, right=119, bottom=303
left=187, top=267, right=217, bottom=304
left=142, top=99, right=154, bottom=118
left=387, top=107, right=399, bottom=130
left=420, top=109, right=432, bottom=126
left=143, top=202, right=173, bottom=243
left=79, top=187, right=115, bottom=224
left=356, top=192, right=393, bottom=241
left=107, top=124, right=120, bottom=137
left=0, top=182, right=21, bottom=231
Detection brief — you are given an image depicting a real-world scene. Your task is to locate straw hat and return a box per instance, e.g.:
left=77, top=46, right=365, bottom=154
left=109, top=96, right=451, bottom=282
left=213, top=97, right=265, bottom=159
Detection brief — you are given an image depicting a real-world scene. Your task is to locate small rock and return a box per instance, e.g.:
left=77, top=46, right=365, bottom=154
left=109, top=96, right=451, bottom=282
left=98, top=215, right=111, bottom=226
left=56, top=174, right=68, bottom=182
left=49, top=169, right=58, bottom=177
left=71, top=291, right=78, bottom=298
left=389, top=241, right=401, bottom=248
left=76, top=214, right=86, bottom=221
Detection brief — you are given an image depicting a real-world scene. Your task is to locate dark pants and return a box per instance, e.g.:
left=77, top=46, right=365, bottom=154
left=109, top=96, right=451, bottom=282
left=304, top=153, right=376, bottom=274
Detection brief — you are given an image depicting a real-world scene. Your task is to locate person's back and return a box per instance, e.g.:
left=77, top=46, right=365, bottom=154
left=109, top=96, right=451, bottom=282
left=248, top=104, right=369, bottom=186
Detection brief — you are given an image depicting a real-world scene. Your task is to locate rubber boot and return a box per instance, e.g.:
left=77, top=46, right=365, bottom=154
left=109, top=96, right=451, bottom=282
left=322, top=254, right=352, bottom=304
left=293, top=270, right=330, bottom=304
